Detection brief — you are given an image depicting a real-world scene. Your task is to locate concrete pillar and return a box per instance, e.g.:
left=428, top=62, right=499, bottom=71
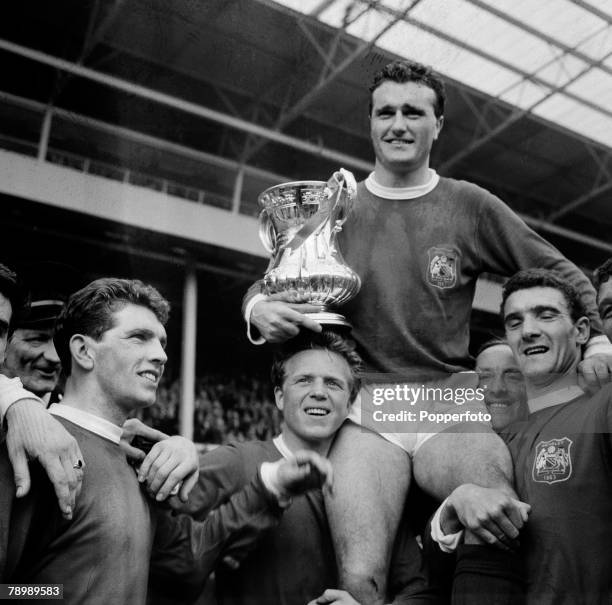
left=179, top=264, right=197, bottom=439
left=231, top=165, right=245, bottom=214
left=38, top=108, right=53, bottom=161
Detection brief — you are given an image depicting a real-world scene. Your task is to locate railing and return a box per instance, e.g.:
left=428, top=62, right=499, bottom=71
left=0, top=133, right=254, bottom=215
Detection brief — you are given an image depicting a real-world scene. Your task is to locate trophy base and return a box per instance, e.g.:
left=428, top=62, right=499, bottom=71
left=305, top=311, right=352, bottom=328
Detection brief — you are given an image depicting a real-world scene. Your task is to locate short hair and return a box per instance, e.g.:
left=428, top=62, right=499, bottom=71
left=594, top=258, right=612, bottom=290
left=0, top=263, right=26, bottom=322
left=476, top=337, right=509, bottom=359
left=54, top=278, right=170, bottom=374
left=270, top=330, right=362, bottom=403
left=500, top=269, right=587, bottom=323
left=369, top=60, right=446, bottom=118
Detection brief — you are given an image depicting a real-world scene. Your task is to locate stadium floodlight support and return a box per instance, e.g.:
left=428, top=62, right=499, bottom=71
left=179, top=264, right=198, bottom=440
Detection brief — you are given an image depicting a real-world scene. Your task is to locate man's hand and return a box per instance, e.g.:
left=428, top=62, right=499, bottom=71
left=442, top=484, right=530, bottom=550
left=136, top=434, right=199, bottom=503
left=276, top=450, right=333, bottom=497
left=307, top=589, right=360, bottom=605
left=121, top=418, right=198, bottom=502
left=251, top=296, right=323, bottom=343
left=5, top=399, right=84, bottom=520
left=119, top=418, right=170, bottom=461
left=578, top=353, right=612, bottom=393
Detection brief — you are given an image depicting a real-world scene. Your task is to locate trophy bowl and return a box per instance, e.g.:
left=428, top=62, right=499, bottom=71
left=257, top=171, right=361, bottom=327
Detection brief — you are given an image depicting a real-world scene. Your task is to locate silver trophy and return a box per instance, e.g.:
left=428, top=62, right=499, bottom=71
left=257, top=169, right=361, bottom=327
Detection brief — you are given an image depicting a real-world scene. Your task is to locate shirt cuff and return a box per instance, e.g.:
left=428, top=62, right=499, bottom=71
left=584, top=335, right=612, bottom=358
left=260, top=460, right=292, bottom=508
left=0, top=375, right=45, bottom=424
left=430, top=497, right=464, bottom=553
left=244, top=294, right=267, bottom=345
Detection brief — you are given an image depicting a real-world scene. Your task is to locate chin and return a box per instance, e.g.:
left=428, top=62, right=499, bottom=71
left=132, top=393, right=157, bottom=408
left=302, top=426, right=335, bottom=442
left=26, top=381, right=55, bottom=396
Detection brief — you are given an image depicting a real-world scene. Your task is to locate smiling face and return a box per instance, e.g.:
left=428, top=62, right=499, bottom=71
left=370, top=80, right=443, bottom=187
left=3, top=326, right=61, bottom=397
left=476, top=344, right=527, bottom=431
left=597, top=279, right=612, bottom=342
left=275, top=349, right=353, bottom=454
left=503, top=287, right=589, bottom=385
left=88, top=303, right=167, bottom=413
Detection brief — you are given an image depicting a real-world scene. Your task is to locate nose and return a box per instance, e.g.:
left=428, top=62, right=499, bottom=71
left=151, top=339, right=168, bottom=366
left=390, top=109, right=407, bottom=133
left=488, top=372, right=508, bottom=398
left=42, top=340, right=60, bottom=366
left=309, top=378, right=328, bottom=401
left=520, top=315, right=541, bottom=340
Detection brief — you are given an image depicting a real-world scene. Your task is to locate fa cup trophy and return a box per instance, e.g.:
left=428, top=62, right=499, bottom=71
left=257, top=169, right=361, bottom=327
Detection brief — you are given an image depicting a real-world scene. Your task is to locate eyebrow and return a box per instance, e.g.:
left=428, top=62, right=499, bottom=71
left=504, top=304, right=562, bottom=322
left=127, top=328, right=167, bottom=346
left=293, top=372, right=347, bottom=384
left=533, top=305, right=563, bottom=314
left=375, top=103, right=426, bottom=115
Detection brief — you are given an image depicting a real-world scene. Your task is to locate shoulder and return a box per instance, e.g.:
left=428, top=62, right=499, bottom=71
left=586, top=384, right=612, bottom=410
left=438, top=177, right=499, bottom=204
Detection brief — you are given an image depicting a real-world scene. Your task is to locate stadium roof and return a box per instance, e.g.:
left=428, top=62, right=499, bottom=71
left=274, top=0, right=612, bottom=148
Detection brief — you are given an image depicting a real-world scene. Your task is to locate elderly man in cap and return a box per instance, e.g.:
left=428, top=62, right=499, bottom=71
left=1, top=283, right=64, bottom=402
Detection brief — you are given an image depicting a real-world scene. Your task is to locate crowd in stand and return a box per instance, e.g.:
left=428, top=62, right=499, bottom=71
left=140, top=373, right=281, bottom=444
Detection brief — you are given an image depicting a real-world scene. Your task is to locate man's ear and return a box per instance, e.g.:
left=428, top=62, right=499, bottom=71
left=574, top=316, right=590, bottom=346
left=274, top=386, right=284, bottom=412
left=434, top=115, right=444, bottom=140
left=69, top=334, right=94, bottom=371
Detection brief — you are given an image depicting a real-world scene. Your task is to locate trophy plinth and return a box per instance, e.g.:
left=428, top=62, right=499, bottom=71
left=257, top=170, right=361, bottom=327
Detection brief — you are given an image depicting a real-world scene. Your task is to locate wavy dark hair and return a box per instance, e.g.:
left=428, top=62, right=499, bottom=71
left=501, top=269, right=586, bottom=323
left=369, top=59, right=446, bottom=117
left=54, top=278, right=169, bottom=375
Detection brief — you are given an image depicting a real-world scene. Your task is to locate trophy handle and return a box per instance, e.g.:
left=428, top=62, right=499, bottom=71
left=258, top=210, right=277, bottom=254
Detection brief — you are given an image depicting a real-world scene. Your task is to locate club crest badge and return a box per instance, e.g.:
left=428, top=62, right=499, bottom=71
left=533, top=437, right=573, bottom=484
left=427, top=247, right=458, bottom=289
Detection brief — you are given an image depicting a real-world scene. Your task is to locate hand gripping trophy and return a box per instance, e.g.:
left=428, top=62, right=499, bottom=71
left=257, top=169, right=361, bottom=327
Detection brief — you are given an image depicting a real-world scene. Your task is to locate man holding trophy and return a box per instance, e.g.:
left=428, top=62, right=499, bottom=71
left=245, top=59, right=612, bottom=603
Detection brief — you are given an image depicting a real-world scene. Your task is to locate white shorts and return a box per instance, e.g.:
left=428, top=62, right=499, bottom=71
left=348, top=372, right=491, bottom=457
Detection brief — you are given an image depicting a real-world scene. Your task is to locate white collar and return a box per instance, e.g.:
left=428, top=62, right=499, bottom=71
left=365, top=169, right=440, bottom=200
left=49, top=403, right=123, bottom=444
left=528, top=385, right=585, bottom=414
left=273, top=434, right=294, bottom=460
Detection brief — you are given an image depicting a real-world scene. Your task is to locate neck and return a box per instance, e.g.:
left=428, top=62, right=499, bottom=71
left=374, top=162, right=431, bottom=188
left=280, top=428, right=332, bottom=457
left=526, top=369, right=580, bottom=402
left=62, top=378, right=128, bottom=426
